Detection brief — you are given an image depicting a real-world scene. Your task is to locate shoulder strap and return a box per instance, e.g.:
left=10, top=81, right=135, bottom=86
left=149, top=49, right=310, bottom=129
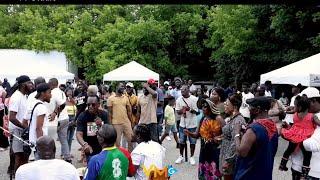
left=182, top=97, right=190, bottom=108
left=127, top=95, right=133, bottom=106
left=29, top=102, right=43, bottom=128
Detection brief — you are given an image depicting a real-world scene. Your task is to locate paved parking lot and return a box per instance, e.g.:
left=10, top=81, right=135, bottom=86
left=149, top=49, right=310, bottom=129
left=0, top=126, right=291, bottom=180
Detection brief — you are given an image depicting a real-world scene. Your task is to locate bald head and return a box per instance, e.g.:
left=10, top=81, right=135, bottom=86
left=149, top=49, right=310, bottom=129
left=97, top=124, right=117, bottom=148
left=49, top=78, right=59, bottom=89
left=36, top=136, right=56, bottom=160
left=34, top=77, right=46, bottom=88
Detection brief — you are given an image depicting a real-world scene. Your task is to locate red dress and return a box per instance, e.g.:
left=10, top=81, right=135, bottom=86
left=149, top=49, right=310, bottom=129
left=281, top=113, right=315, bottom=143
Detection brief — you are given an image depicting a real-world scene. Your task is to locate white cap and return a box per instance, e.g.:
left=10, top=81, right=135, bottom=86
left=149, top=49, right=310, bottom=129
left=164, top=81, right=170, bottom=86
left=300, top=87, right=320, bottom=98
left=126, top=82, right=134, bottom=88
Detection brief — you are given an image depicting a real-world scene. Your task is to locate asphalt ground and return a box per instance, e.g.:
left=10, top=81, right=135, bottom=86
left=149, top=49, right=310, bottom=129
left=0, top=126, right=291, bottom=180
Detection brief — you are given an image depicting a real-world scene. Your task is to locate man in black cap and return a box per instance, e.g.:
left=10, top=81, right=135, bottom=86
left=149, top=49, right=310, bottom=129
left=234, top=96, right=278, bottom=180
left=23, top=83, right=51, bottom=160
left=8, top=75, right=34, bottom=174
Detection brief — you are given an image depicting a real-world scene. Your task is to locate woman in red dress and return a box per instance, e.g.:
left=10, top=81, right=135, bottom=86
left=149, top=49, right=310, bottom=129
left=279, top=95, right=320, bottom=178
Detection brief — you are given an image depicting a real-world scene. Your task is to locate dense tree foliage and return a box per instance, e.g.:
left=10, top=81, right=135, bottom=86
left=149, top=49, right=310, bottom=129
left=0, top=5, right=319, bottom=86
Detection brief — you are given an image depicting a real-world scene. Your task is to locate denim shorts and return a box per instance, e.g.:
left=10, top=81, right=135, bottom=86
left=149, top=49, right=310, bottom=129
left=179, top=127, right=197, bottom=145
left=164, top=124, right=178, bottom=134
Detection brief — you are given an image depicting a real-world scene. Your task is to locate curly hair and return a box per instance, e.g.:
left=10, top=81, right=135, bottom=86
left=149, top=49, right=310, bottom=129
left=135, top=124, right=151, bottom=143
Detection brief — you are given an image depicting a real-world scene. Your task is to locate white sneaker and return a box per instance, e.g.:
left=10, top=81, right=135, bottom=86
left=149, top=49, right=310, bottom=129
left=166, top=136, right=172, bottom=141
left=189, top=156, right=196, bottom=165
left=175, top=155, right=184, bottom=164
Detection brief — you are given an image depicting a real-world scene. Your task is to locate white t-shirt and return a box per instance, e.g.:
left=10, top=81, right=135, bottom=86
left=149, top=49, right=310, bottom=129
left=48, top=88, right=68, bottom=121
left=131, top=141, right=166, bottom=180
left=25, top=100, right=49, bottom=144
left=9, top=90, right=28, bottom=130
left=291, top=113, right=320, bottom=178
left=239, top=92, right=254, bottom=118
left=265, top=90, right=272, bottom=97
left=189, top=84, right=197, bottom=93
left=176, top=95, right=198, bottom=129
left=283, top=95, right=297, bottom=124
left=15, top=159, right=80, bottom=180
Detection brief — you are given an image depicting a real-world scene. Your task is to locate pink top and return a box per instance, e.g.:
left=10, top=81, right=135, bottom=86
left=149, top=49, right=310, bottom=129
left=282, top=112, right=315, bottom=143
left=0, top=87, right=5, bottom=111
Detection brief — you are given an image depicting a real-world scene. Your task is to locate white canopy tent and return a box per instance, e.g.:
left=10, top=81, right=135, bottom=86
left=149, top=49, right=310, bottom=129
left=103, top=61, right=160, bottom=82
left=260, top=53, right=320, bottom=87
left=0, top=49, right=74, bottom=85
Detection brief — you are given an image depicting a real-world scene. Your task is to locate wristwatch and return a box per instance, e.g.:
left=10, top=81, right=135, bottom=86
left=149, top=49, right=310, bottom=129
left=234, top=134, right=240, bottom=138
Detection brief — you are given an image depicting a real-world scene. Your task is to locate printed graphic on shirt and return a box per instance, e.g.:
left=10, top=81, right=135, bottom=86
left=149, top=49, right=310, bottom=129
left=87, top=122, right=97, bottom=136
left=76, top=96, right=86, bottom=105
left=112, top=158, right=122, bottom=178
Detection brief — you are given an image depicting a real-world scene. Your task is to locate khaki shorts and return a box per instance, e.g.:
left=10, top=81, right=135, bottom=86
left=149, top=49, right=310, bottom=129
left=11, top=128, right=24, bottom=153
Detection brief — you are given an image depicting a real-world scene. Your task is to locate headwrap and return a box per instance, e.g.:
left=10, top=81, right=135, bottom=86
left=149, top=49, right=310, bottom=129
left=203, top=98, right=220, bottom=115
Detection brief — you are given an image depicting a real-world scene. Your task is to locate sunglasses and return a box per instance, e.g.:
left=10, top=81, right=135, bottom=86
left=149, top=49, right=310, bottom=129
left=202, top=103, right=209, bottom=108
left=87, top=103, right=98, bottom=106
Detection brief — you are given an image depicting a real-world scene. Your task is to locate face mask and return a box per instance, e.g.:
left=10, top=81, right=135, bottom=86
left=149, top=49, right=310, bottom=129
left=117, top=87, right=125, bottom=94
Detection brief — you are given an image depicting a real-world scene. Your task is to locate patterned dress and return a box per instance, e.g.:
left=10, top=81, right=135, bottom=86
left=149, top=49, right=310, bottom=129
left=198, top=117, right=222, bottom=180
left=220, top=114, right=246, bottom=175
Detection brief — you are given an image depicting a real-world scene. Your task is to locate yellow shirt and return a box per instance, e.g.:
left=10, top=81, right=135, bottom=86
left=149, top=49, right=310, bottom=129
left=164, top=105, right=175, bottom=125
left=66, top=105, right=77, bottom=116
left=107, top=95, right=131, bottom=124
left=126, top=93, right=138, bottom=125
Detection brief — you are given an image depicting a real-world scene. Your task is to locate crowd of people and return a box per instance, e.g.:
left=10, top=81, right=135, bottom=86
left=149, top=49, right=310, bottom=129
left=1, top=75, right=320, bottom=180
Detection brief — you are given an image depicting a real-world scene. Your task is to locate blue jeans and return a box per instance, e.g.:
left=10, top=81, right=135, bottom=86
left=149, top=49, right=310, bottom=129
left=179, top=127, right=197, bottom=144
left=67, top=115, right=76, bottom=152
left=157, top=113, right=164, bottom=135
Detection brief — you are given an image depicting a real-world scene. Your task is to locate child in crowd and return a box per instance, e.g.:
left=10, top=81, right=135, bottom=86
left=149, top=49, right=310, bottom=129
left=160, top=95, right=179, bottom=148
left=279, top=95, right=320, bottom=178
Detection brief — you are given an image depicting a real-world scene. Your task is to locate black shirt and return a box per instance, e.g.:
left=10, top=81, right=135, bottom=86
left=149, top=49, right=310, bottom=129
left=75, top=92, right=87, bottom=118
left=76, top=110, right=108, bottom=156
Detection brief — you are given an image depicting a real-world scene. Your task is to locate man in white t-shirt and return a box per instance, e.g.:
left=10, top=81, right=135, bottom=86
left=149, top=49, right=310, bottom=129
left=175, top=85, right=198, bottom=165
left=8, top=75, right=34, bottom=174
left=16, top=136, right=79, bottom=180
left=290, top=87, right=320, bottom=179
left=239, top=82, right=254, bottom=123
left=131, top=124, right=166, bottom=180
left=48, top=78, right=71, bottom=162
left=24, top=83, right=51, bottom=160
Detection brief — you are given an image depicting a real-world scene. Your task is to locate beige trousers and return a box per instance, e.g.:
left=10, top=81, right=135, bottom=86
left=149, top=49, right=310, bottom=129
left=113, top=122, right=133, bottom=152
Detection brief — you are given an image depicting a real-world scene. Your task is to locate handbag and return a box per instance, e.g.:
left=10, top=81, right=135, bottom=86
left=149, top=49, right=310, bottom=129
left=21, top=102, right=42, bottom=155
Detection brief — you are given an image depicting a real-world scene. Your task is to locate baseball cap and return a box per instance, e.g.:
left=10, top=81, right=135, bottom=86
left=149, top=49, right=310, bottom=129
left=147, top=78, right=156, bottom=85
left=164, top=81, right=170, bottom=86
left=35, top=83, right=50, bottom=98
left=16, top=75, right=31, bottom=85
left=300, top=87, right=320, bottom=98
left=126, top=82, right=134, bottom=88
left=174, top=77, right=182, bottom=82
left=246, top=96, right=272, bottom=111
